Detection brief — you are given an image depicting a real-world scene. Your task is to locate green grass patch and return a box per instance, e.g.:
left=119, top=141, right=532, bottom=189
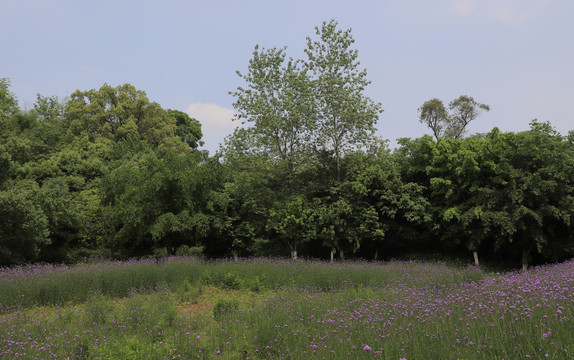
left=2, top=257, right=572, bottom=359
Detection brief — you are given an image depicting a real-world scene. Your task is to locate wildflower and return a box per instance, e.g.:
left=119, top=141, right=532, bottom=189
left=363, top=345, right=372, bottom=351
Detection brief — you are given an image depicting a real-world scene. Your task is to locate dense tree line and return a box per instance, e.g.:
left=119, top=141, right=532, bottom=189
left=1, top=21, right=573, bottom=269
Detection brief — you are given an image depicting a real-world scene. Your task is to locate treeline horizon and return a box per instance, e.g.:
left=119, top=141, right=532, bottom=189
left=1, top=78, right=573, bottom=270
left=2, top=21, right=573, bottom=269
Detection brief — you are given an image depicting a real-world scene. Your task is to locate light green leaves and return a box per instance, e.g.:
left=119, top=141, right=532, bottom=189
left=419, top=95, right=489, bottom=140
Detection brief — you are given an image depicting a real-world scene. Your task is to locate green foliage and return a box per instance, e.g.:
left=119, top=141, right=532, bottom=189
left=419, top=95, right=489, bottom=140
left=267, top=195, right=312, bottom=259
left=213, top=297, right=240, bottom=320
left=91, top=336, right=157, bottom=360
left=174, top=277, right=203, bottom=303
left=418, top=98, right=448, bottom=139
left=121, top=286, right=178, bottom=333
left=84, top=291, right=113, bottom=326
left=167, top=109, right=203, bottom=150
left=0, top=144, right=11, bottom=186
left=100, top=149, right=219, bottom=257
left=34, top=94, right=63, bottom=121
left=0, top=44, right=572, bottom=269
left=305, top=19, right=383, bottom=181
left=447, top=95, right=490, bottom=139
left=64, top=83, right=185, bottom=152
left=4, top=259, right=574, bottom=359
left=175, top=244, right=204, bottom=257
left=0, top=78, right=18, bottom=115
left=229, top=45, right=315, bottom=185
left=0, top=181, right=50, bottom=265
left=222, top=271, right=244, bottom=290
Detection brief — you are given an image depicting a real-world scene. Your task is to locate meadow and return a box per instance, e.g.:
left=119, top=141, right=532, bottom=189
left=1, top=257, right=573, bottom=359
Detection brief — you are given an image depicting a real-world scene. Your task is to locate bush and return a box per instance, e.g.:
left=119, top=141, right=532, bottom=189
left=175, top=245, right=204, bottom=257
left=222, top=271, right=243, bottom=290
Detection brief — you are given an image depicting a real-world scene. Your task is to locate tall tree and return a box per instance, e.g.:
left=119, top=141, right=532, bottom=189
left=64, top=84, right=185, bottom=153
left=0, top=181, right=50, bottom=265
left=490, top=121, right=574, bottom=269
left=34, top=94, right=64, bottom=122
left=447, top=95, right=490, bottom=139
left=305, top=19, right=382, bottom=182
left=229, top=45, right=315, bottom=188
left=100, top=149, right=217, bottom=256
left=266, top=195, right=312, bottom=259
left=418, top=95, right=489, bottom=140
left=418, top=98, right=449, bottom=139
left=343, top=148, right=431, bottom=260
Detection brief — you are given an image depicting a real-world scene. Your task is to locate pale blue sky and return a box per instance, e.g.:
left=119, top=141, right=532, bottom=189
left=2, top=0, right=573, bottom=154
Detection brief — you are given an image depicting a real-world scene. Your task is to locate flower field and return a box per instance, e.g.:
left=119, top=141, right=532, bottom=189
left=1, top=258, right=573, bottom=359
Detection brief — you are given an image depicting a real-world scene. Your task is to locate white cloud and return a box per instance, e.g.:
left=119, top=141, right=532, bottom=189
left=185, top=103, right=238, bottom=154
left=448, top=0, right=551, bottom=25
left=450, top=0, right=478, bottom=16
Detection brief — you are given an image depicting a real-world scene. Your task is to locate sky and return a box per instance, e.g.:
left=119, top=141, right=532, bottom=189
left=1, top=0, right=573, bottom=154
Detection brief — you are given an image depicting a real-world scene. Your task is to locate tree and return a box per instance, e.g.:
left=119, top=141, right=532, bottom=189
left=305, top=19, right=382, bottom=182
left=0, top=144, right=12, bottom=187
left=36, top=176, right=83, bottom=262
left=309, top=196, right=353, bottom=261
left=101, top=149, right=217, bottom=256
left=343, top=148, right=430, bottom=260
left=64, top=83, right=184, bottom=152
left=447, top=95, right=490, bottom=139
left=0, top=181, right=50, bottom=265
left=207, top=167, right=272, bottom=259
left=34, top=94, right=64, bottom=122
left=419, top=95, right=489, bottom=140
left=396, top=134, right=496, bottom=264
left=418, top=98, right=448, bottom=139
left=489, top=121, right=574, bottom=269
left=229, top=45, right=315, bottom=189
left=266, top=195, right=312, bottom=259
left=0, top=78, right=18, bottom=115
left=167, top=110, right=203, bottom=150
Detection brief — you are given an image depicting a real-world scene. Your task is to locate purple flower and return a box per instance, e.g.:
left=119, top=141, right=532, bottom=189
left=363, top=345, right=372, bottom=351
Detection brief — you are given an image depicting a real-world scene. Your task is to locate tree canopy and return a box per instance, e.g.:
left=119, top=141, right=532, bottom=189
left=0, top=21, right=573, bottom=270
left=418, top=95, right=490, bottom=140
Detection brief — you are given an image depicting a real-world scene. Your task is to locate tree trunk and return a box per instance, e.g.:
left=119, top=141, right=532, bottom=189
left=339, top=248, right=345, bottom=260
left=289, top=240, right=298, bottom=260
left=291, top=240, right=298, bottom=260
left=336, top=153, right=341, bottom=183
left=232, top=250, right=239, bottom=261
left=522, top=248, right=529, bottom=271
left=374, top=249, right=379, bottom=260
left=330, top=247, right=335, bottom=263
left=473, top=251, right=479, bottom=266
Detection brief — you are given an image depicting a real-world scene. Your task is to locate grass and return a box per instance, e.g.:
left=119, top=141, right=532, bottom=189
left=1, top=257, right=573, bottom=359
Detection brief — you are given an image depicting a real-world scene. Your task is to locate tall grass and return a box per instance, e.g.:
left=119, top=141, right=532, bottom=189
left=0, top=257, right=483, bottom=311
left=2, top=258, right=572, bottom=359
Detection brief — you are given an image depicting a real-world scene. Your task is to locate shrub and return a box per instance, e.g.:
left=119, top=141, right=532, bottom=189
left=222, top=271, right=243, bottom=290
left=175, top=245, right=204, bottom=257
